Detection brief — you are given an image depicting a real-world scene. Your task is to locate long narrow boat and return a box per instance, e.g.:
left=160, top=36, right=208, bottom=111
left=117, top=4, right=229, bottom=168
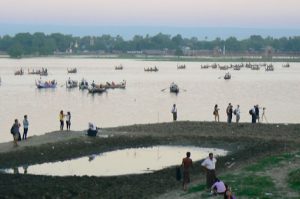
left=144, top=67, right=158, bottom=72
left=104, top=81, right=126, bottom=89
left=88, top=87, right=106, bottom=94
left=66, top=79, right=78, bottom=88
left=67, top=68, right=77, bottom=74
left=36, top=80, right=57, bottom=89
left=14, top=69, right=24, bottom=75
left=224, top=72, right=231, bottom=80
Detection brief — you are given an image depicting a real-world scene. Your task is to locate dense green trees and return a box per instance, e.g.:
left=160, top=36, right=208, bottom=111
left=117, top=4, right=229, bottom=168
left=0, top=32, right=300, bottom=58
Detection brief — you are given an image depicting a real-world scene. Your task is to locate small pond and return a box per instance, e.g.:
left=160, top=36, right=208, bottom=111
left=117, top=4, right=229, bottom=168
left=3, top=146, right=227, bottom=176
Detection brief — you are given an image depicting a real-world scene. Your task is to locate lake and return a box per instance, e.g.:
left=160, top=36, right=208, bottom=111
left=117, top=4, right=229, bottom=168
left=0, top=58, right=299, bottom=142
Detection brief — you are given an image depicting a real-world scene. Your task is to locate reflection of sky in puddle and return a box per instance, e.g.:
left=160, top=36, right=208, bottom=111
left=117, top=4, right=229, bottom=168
left=4, top=146, right=227, bottom=177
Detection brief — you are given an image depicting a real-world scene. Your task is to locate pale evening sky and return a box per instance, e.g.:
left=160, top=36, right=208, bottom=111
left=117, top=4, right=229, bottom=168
left=0, top=0, right=299, bottom=28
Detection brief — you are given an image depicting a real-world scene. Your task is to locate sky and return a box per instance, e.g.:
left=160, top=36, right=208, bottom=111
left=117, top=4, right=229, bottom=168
left=0, top=0, right=300, bottom=38
left=1, top=0, right=299, bottom=27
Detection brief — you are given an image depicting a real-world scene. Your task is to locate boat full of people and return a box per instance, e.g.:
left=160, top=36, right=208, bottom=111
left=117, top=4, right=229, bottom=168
left=67, top=68, right=77, bottom=74
left=104, top=80, right=126, bottom=89
left=144, top=66, right=158, bottom=72
left=282, top=63, right=290, bottom=68
left=28, top=68, right=48, bottom=76
left=177, top=64, right=186, bottom=69
left=66, top=78, right=78, bottom=88
left=88, top=84, right=107, bottom=94
left=265, top=64, right=274, bottom=71
left=170, top=82, right=179, bottom=93
left=115, top=65, right=123, bottom=70
left=35, top=79, right=57, bottom=89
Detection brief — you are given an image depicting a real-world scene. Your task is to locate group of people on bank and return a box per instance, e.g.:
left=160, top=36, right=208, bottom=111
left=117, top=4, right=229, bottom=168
left=214, top=103, right=267, bottom=124
left=182, top=152, right=236, bottom=198
left=10, top=115, right=29, bottom=147
left=59, top=110, right=72, bottom=131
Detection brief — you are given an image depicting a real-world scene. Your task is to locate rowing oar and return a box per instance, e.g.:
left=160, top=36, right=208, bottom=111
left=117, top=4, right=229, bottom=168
left=161, top=87, right=168, bottom=92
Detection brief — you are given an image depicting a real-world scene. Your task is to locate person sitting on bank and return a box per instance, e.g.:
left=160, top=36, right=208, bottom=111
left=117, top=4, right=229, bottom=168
left=211, top=178, right=226, bottom=195
left=87, top=123, right=98, bottom=136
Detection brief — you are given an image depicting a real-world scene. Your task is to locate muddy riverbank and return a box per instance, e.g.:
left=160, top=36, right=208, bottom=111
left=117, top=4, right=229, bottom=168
left=0, top=121, right=299, bottom=198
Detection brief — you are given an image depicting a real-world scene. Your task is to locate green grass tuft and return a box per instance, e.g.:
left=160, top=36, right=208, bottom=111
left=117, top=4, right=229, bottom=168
left=288, top=169, right=300, bottom=192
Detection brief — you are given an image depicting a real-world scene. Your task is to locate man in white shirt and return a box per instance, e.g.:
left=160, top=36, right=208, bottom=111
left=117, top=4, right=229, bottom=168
left=201, top=153, right=217, bottom=189
left=171, top=104, right=177, bottom=121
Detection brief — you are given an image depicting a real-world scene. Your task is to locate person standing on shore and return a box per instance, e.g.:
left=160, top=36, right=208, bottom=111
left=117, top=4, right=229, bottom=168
left=250, top=105, right=256, bottom=123
left=213, top=104, right=220, bottom=122
left=10, top=119, right=21, bottom=147
left=201, top=153, right=217, bottom=189
left=226, top=103, right=233, bottom=124
left=182, top=152, right=193, bottom=191
left=66, top=112, right=71, bottom=131
left=22, top=115, right=29, bottom=140
left=255, top=105, right=260, bottom=123
left=171, top=104, right=177, bottom=121
left=261, top=107, right=268, bottom=123
left=234, top=105, right=240, bottom=123
left=59, top=110, right=65, bottom=130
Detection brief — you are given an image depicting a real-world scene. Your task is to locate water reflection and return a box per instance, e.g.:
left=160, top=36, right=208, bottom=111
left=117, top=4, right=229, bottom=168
left=5, top=146, right=227, bottom=177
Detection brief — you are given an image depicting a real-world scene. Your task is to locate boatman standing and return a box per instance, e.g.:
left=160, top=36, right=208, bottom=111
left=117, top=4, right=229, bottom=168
left=171, top=104, right=177, bottom=121
left=201, top=153, right=217, bottom=189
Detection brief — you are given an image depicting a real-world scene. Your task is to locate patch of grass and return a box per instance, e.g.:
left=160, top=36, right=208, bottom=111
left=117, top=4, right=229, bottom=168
left=188, top=184, right=206, bottom=194
left=245, top=153, right=294, bottom=172
left=221, top=174, right=276, bottom=198
left=288, top=169, right=300, bottom=192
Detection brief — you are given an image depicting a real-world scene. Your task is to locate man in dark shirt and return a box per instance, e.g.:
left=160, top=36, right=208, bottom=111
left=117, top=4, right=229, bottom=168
left=226, top=103, right=233, bottom=124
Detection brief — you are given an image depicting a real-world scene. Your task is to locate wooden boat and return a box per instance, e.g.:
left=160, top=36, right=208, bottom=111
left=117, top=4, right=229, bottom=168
left=104, top=80, right=126, bottom=89
left=88, top=86, right=106, bottom=94
left=170, top=83, right=179, bottom=93
left=265, top=64, right=274, bottom=71
left=14, top=69, right=24, bottom=76
left=28, top=68, right=48, bottom=76
left=251, top=65, right=260, bottom=70
left=219, top=65, right=228, bottom=70
left=36, top=80, right=57, bottom=89
left=79, top=79, right=89, bottom=90
left=224, top=72, right=231, bottom=80
left=66, top=79, right=78, bottom=88
left=144, top=66, right=158, bottom=72
left=177, top=64, right=186, bottom=69
left=201, top=65, right=209, bottom=69
left=282, top=63, right=290, bottom=68
left=67, top=68, right=77, bottom=74
left=115, top=65, right=123, bottom=70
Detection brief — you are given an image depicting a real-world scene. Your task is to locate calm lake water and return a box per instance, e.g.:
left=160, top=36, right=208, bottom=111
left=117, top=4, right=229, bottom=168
left=0, top=58, right=300, bottom=142
left=2, top=146, right=227, bottom=176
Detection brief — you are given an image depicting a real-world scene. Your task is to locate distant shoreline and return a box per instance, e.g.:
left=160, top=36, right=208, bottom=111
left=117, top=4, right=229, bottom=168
left=1, top=54, right=300, bottom=62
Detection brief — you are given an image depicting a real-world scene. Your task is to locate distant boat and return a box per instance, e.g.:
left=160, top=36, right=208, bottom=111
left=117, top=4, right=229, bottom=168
left=265, top=64, right=274, bottom=71
left=66, top=79, right=78, bottom=88
left=36, top=80, right=57, bottom=89
left=67, top=68, right=77, bottom=74
left=115, top=65, right=123, bottom=70
left=28, top=68, right=48, bottom=76
left=79, top=79, right=89, bottom=90
left=88, top=87, right=106, bottom=94
left=219, top=65, right=228, bottom=70
left=104, top=80, right=126, bottom=89
left=144, top=66, right=158, bottom=72
left=170, top=82, right=179, bottom=93
left=177, top=64, right=186, bottom=69
left=224, top=72, right=231, bottom=80
left=251, top=65, right=260, bottom=70
left=282, top=63, right=290, bottom=68
left=14, top=68, right=24, bottom=76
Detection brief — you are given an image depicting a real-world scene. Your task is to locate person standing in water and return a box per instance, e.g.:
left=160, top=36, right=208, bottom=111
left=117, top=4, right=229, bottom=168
left=66, top=112, right=71, bottom=131
left=171, top=104, right=177, bottom=121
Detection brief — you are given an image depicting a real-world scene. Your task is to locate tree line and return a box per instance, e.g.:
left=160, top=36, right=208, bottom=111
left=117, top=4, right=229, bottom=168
left=0, top=32, right=300, bottom=58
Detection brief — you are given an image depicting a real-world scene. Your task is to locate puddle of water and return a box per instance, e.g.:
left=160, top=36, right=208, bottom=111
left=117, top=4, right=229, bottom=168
left=3, top=146, right=227, bottom=177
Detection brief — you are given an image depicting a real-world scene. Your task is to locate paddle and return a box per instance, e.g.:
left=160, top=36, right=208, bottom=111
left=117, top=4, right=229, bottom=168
left=161, top=88, right=168, bottom=92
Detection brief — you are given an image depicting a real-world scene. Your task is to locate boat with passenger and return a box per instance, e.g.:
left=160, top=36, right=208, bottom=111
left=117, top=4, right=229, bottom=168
left=104, top=80, right=126, bottom=89
left=224, top=72, right=231, bottom=80
left=115, top=65, right=123, bottom=70
left=35, top=79, right=57, bottom=89
left=66, top=78, right=78, bottom=88
left=177, top=64, right=186, bottom=69
left=67, top=68, right=77, bottom=74
left=14, top=68, right=24, bottom=76
left=170, top=82, right=179, bottom=93
left=144, top=66, right=158, bottom=72
left=79, top=79, right=89, bottom=90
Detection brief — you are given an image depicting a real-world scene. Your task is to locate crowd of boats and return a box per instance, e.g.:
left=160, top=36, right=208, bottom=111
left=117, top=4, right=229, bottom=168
left=200, top=62, right=290, bottom=71
left=14, top=67, right=78, bottom=76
